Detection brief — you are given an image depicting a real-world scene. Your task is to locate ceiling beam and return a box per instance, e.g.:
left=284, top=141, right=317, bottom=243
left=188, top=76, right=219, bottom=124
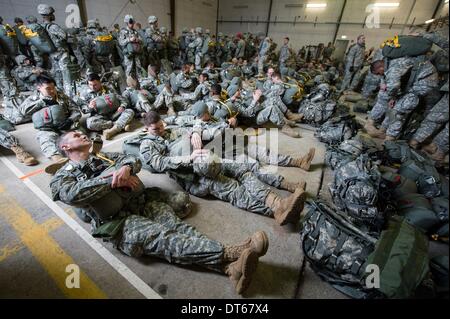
left=265, top=0, right=273, bottom=37
left=427, top=0, right=444, bottom=31
left=332, top=0, right=347, bottom=44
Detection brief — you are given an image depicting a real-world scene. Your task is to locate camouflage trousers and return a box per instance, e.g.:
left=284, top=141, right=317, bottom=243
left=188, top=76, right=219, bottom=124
left=350, top=66, right=369, bottom=92
left=48, top=50, right=70, bottom=93
left=86, top=109, right=135, bottom=131
left=154, top=86, right=174, bottom=109
left=117, top=201, right=224, bottom=270
left=90, top=55, right=113, bottom=74
left=221, top=160, right=284, bottom=189
left=0, top=66, right=17, bottom=98
left=257, top=100, right=288, bottom=127
left=176, top=171, right=273, bottom=216
left=258, top=55, right=267, bottom=75
left=195, top=52, right=203, bottom=70
left=0, top=128, right=19, bottom=149
left=245, top=143, right=292, bottom=167
left=123, top=54, right=143, bottom=79
left=381, top=93, right=420, bottom=139
left=341, top=67, right=360, bottom=92
left=369, top=89, right=389, bottom=123
left=412, top=93, right=449, bottom=143
left=36, top=130, right=62, bottom=158
left=361, top=72, right=381, bottom=99
left=433, top=122, right=449, bottom=154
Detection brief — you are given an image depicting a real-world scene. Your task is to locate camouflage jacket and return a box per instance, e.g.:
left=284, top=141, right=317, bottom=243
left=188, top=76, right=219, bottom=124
left=144, top=25, right=163, bottom=50
left=235, top=39, right=246, bottom=58
left=345, top=43, right=365, bottom=70
left=50, top=152, right=142, bottom=206
left=20, top=90, right=81, bottom=125
left=43, top=21, right=68, bottom=51
left=75, top=84, right=128, bottom=113
left=118, top=27, right=142, bottom=48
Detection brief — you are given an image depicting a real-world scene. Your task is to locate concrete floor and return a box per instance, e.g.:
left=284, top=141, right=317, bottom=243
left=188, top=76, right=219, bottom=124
left=0, top=115, right=349, bottom=299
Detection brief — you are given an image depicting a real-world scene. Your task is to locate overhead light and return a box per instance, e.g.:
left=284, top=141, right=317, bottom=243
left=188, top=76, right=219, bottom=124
left=373, top=3, right=400, bottom=7
left=425, top=19, right=435, bottom=24
left=306, top=3, right=327, bottom=8
left=341, top=35, right=347, bottom=39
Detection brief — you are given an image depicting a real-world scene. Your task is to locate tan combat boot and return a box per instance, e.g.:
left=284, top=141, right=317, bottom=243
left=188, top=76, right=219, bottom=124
left=265, top=188, right=306, bottom=226
left=223, top=231, right=269, bottom=261
left=51, top=154, right=64, bottom=162
left=289, top=148, right=316, bottom=171
left=103, top=125, right=122, bottom=140
left=45, top=157, right=69, bottom=175
left=285, top=110, right=304, bottom=122
left=10, top=146, right=38, bottom=166
left=225, top=248, right=259, bottom=295
left=280, top=179, right=307, bottom=192
left=124, top=124, right=133, bottom=132
left=364, top=119, right=383, bottom=137
left=281, top=124, right=300, bottom=138
left=367, top=126, right=386, bottom=139
left=430, top=149, right=446, bottom=163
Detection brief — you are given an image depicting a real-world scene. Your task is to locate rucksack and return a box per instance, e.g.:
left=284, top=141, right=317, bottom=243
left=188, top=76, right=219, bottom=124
left=364, top=216, right=430, bottom=299
left=32, top=104, right=69, bottom=130
left=0, top=24, right=18, bottom=57
left=93, top=32, right=115, bottom=56
left=92, top=93, right=121, bottom=115
left=330, top=154, right=384, bottom=230
left=26, top=22, right=57, bottom=54
left=122, top=134, right=155, bottom=171
left=399, top=159, right=442, bottom=198
left=0, top=115, right=15, bottom=132
left=298, top=99, right=336, bottom=126
left=381, top=35, right=432, bottom=59
left=315, top=115, right=357, bottom=145
left=300, top=200, right=379, bottom=299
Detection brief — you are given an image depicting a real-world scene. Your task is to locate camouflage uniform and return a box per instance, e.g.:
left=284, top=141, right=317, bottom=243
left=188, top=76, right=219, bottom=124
left=145, top=22, right=163, bottom=67
left=122, top=87, right=154, bottom=115
left=180, top=81, right=210, bottom=102
left=279, top=44, right=290, bottom=72
left=0, top=51, right=17, bottom=98
left=50, top=152, right=225, bottom=271
left=258, top=39, right=271, bottom=75
left=380, top=56, right=439, bottom=138
left=361, top=70, right=382, bottom=99
left=433, top=122, right=449, bottom=154
left=341, top=42, right=365, bottom=91
left=118, top=25, right=143, bottom=79
left=235, top=38, right=246, bottom=59
left=76, top=84, right=134, bottom=131
left=189, top=29, right=204, bottom=70
left=0, top=128, right=19, bottom=149
left=23, top=91, right=81, bottom=158
left=11, top=55, right=41, bottom=91
left=257, top=83, right=289, bottom=127
left=411, top=83, right=448, bottom=144
left=139, top=132, right=280, bottom=217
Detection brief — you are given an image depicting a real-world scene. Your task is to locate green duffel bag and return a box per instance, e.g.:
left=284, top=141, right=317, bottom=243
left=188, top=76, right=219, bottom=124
left=381, top=172, right=418, bottom=197
left=26, top=22, right=57, bottom=54
left=365, top=216, right=430, bottom=299
left=92, top=93, right=121, bottom=115
left=430, top=255, right=449, bottom=297
left=397, top=193, right=441, bottom=233
left=0, top=116, right=15, bottom=132
left=0, top=24, right=18, bottom=57
left=32, top=104, right=68, bottom=130
left=382, top=35, right=433, bottom=59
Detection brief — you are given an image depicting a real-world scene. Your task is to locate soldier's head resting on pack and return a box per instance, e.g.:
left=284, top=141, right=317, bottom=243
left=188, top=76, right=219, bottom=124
left=143, top=111, right=165, bottom=137
left=370, top=60, right=385, bottom=76
left=36, top=74, right=57, bottom=99
left=87, top=73, right=102, bottom=92
left=57, top=131, right=92, bottom=159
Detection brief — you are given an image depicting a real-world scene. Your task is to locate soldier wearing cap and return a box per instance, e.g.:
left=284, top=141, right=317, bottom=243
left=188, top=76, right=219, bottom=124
left=188, top=27, right=204, bottom=70
left=145, top=15, right=163, bottom=67
left=36, top=3, right=72, bottom=95
left=118, top=14, right=144, bottom=79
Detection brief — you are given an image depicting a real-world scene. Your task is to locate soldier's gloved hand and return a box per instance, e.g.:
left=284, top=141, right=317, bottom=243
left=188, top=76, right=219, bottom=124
left=111, top=166, right=132, bottom=189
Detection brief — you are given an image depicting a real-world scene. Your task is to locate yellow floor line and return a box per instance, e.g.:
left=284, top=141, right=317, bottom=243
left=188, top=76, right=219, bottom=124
left=0, top=186, right=107, bottom=299
left=0, top=240, right=25, bottom=262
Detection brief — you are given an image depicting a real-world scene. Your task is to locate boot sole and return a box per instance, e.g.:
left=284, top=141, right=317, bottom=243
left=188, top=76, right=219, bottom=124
left=276, top=189, right=306, bottom=226
left=235, top=249, right=258, bottom=295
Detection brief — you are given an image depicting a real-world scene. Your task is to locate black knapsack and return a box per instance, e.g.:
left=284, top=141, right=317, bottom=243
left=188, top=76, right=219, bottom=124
left=382, top=35, right=432, bottom=59
left=300, top=200, right=380, bottom=299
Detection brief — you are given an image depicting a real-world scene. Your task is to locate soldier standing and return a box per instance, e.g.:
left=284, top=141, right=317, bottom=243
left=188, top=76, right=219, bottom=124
left=340, top=34, right=366, bottom=93
left=118, top=15, right=144, bottom=79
